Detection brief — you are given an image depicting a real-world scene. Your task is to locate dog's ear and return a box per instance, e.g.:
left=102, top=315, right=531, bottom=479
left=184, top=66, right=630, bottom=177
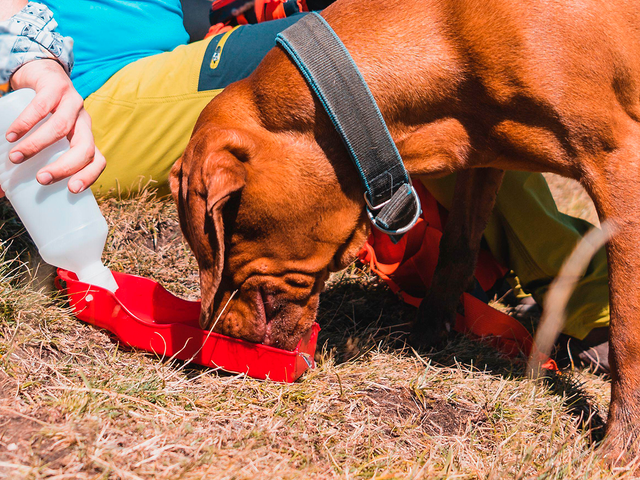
left=170, top=130, right=247, bottom=328
left=200, top=148, right=247, bottom=329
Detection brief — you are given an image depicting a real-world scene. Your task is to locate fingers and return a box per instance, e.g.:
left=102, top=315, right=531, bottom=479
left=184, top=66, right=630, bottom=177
left=8, top=88, right=84, bottom=163
left=6, top=86, right=60, bottom=144
left=7, top=60, right=105, bottom=195
left=67, top=147, right=106, bottom=194
left=7, top=60, right=83, bottom=163
left=36, top=110, right=105, bottom=193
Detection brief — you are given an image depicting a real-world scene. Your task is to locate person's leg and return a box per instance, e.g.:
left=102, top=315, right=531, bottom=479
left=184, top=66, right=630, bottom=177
left=84, top=15, right=307, bottom=195
left=420, top=171, right=610, bottom=341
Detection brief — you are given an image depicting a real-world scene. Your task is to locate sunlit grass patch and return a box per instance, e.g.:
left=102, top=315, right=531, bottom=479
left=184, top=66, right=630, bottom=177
left=0, top=180, right=631, bottom=479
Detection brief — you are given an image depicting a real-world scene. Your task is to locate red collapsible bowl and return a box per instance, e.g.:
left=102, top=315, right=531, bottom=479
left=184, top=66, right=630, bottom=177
left=55, top=269, right=320, bottom=382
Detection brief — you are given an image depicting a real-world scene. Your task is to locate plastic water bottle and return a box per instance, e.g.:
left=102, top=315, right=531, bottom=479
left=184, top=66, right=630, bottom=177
left=0, top=89, right=118, bottom=292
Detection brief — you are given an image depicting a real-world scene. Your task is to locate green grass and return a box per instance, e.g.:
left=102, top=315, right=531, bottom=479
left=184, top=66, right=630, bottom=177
left=0, top=176, right=632, bottom=479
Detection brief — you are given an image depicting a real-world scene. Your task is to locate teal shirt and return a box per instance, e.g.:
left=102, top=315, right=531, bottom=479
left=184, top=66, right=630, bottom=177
left=43, top=1, right=189, bottom=98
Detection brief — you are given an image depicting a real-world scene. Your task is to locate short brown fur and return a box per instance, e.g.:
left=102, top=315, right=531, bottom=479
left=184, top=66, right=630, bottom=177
left=170, top=0, right=640, bottom=454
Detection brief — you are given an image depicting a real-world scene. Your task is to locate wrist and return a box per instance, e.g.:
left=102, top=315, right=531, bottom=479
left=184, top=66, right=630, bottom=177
left=0, top=2, right=74, bottom=90
left=9, top=56, right=65, bottom=89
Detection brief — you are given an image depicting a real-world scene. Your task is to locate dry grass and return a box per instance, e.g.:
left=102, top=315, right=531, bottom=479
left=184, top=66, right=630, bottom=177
left=544, top=174, right=599, bottom=227
left=0, top=177, right=632, bottom=479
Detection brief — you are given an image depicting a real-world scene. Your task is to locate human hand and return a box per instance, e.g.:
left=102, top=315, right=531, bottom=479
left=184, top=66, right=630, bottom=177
left=2, top=59, right=106, bottom=197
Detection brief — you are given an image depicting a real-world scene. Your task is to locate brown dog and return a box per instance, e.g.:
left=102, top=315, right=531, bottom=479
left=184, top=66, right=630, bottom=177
left=170, top=0, right=640, bottom=451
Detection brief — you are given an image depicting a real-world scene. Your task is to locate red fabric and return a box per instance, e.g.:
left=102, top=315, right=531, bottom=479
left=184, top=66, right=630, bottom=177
left=258, top=0, right=308, bottom=22
left=206, top=23, right=234, bottom=38
left=207, top=0, right=309, bottom=38
left=359, top=180, right=557, bottom=370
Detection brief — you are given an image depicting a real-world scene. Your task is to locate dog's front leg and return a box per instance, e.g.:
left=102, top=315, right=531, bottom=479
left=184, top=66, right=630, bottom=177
left=411, top=167, right=505, bottom=350
left=586, top=169, right=640, bottom=457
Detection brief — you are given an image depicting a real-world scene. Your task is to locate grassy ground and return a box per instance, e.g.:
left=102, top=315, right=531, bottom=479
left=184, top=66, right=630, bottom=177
left=0, top=175, right=631, bottom=479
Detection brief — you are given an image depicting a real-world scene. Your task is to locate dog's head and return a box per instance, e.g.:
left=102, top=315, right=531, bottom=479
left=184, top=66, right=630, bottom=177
left=170, top=80, right=369, bottom=350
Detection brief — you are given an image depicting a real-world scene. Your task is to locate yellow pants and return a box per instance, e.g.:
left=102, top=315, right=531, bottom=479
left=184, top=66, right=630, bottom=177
left=421, top=172, right=609, bottom=339
left=85, top=16, right=304, bottom=193
left=85, top=19, right=609, bottom=340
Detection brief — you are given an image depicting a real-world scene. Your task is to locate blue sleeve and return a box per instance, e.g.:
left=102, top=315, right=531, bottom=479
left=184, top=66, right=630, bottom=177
left=43, top=0, right=190, bottom=98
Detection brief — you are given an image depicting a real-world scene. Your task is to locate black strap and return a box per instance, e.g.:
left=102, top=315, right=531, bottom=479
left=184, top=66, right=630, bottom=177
left=276, top=13, right=420, bottom=238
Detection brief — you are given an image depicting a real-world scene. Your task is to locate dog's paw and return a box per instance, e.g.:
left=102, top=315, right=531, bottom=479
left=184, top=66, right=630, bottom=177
left=601, top=411, right=640, bottom=467
left=409, top=300, right=456, bottom=352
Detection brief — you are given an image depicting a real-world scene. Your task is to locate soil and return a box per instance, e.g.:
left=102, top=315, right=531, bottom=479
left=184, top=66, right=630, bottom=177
left=363, top=385, right=484, bottom=437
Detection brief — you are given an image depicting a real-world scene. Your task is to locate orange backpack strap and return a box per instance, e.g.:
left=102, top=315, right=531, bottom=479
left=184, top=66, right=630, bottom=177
left=358, top=179, right=557, bottom=371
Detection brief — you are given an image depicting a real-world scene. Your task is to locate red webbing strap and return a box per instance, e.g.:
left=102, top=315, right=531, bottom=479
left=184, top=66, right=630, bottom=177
left=358, top=180, right=558, bottom=371
left=206, top=0, right=309, bottom=38
left=259, top=0, right=308, bottom=22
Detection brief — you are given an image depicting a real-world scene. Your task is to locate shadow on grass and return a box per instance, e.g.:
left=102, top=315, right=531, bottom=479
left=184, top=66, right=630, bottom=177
left=317, top=262, right=608, bottom=444
left=0, top=199, right=36, bottom=265
left=543, top=372, right=607, bottom=444
left=316, top=265, right=415, bottom=362
left=317, top=263, right=520, bottom=374
left=2, top=194, right=607, bottom=444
